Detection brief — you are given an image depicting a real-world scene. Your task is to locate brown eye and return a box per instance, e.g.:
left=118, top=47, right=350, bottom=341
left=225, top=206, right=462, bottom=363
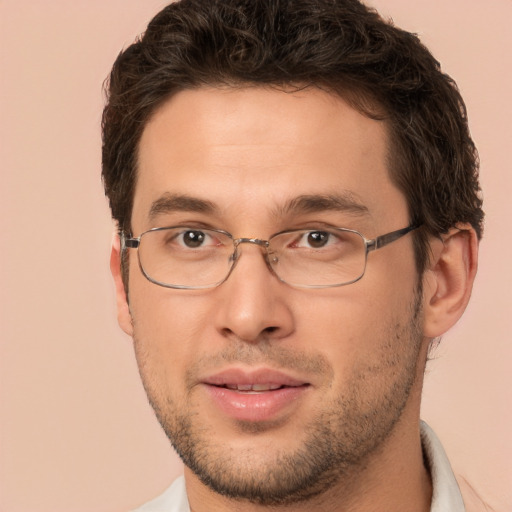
left=181, top=230, right=206, bottom=248
left=306, top=231, right=330, bottom=248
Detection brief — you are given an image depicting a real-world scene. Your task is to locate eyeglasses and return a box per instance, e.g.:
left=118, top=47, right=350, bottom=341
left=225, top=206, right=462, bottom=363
left=123, top=224, right=420, bottom=289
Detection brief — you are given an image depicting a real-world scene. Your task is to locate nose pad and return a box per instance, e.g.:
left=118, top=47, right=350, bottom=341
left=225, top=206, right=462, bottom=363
left=223, top=240, right=282, bottom=289
left=231, top=239, right=280, bottom=280
left=267, top=251, right=279, bottom=265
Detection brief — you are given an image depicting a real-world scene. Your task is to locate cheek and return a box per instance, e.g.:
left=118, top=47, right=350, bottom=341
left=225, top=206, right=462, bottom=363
left=293, top=273, right=418, bottom=376
left=128, top=276, right=212, bottom=380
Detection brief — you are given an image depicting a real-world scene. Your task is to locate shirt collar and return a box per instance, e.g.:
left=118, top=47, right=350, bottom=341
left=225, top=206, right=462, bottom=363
left=421, top=420, right=466, bottom=511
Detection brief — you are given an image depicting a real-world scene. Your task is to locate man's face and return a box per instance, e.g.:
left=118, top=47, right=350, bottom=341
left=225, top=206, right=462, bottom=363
left=122, top=87, right=427, bottom=505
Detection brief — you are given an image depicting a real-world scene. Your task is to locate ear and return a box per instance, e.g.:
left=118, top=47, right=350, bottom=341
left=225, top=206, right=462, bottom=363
left=110, top=234, right=134, bottom=337
left=422, top=224, right=479, bottom=338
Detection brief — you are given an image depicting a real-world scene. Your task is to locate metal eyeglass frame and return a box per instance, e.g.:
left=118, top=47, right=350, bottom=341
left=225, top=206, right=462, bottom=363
left=122, top=223, right=421, bottom=289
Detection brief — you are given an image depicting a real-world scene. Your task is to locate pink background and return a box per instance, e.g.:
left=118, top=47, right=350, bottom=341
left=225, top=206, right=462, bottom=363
left=1, top=1, right=510, bottom=510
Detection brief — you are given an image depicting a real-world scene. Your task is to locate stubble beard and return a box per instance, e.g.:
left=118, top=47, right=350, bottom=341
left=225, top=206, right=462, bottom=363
left=133, top=294, right=424, bottom=507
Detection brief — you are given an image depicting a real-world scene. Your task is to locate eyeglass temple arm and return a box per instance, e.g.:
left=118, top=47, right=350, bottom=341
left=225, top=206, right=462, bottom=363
left=366, top=224, right=421, bottom=253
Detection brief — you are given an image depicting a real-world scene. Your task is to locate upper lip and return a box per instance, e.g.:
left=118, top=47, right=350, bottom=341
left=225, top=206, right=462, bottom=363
left=202, top=368, right=309, bottom=389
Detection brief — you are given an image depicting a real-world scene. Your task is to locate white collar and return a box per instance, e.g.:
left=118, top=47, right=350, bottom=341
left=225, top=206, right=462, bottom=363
left=421, top=421, right=465, bottom=511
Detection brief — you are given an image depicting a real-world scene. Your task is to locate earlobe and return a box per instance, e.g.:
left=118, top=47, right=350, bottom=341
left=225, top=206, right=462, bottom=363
left=422, top=224, right=478, bottom=338
left=110, top=234, right=134, bottom=337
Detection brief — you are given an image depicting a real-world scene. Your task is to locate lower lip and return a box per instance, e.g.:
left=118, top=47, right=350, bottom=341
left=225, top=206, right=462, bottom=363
left=203, top=384, right=309, bottom=422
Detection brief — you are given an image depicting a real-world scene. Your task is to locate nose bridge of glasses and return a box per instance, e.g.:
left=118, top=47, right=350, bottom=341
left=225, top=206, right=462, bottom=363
left=232, top=238, right=275, bottom=267
left=234, top=237, right=270, bottom=248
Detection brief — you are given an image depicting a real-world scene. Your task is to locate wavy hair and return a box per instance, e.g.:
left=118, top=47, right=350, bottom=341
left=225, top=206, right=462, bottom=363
left=102, top=0, right=483, bottom=274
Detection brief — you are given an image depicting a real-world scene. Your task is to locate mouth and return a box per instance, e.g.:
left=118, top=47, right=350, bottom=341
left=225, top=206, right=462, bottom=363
left=219, top=383, right=305, bottom=392
left=203, top=368, right=310, bottom=391
left=201, top=368, right=311, bottom=422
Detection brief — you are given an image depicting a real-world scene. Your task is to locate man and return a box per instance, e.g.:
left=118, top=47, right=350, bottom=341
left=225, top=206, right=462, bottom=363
left=102, top=0, right=484, bottom=510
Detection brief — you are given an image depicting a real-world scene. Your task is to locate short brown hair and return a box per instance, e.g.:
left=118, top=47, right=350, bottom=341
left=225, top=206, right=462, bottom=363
left=102, top=0, right=483, bottom=274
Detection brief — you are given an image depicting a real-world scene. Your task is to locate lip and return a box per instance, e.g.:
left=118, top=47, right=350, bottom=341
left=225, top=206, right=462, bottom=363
left=201, top=368, right=311, bottom=422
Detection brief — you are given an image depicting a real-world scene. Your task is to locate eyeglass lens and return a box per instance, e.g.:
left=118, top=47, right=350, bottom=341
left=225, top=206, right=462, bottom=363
left=136, top=227, right=368, bottom=289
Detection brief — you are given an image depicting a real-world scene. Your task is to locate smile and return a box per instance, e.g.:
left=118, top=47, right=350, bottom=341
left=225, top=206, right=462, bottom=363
left=223, top=383, right=286, bottom=392
left=201, top=368, right=311, bottom=422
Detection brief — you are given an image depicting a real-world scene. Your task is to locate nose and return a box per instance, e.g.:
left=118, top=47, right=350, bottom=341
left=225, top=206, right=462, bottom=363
left=213, top=242, right=295, bottom=343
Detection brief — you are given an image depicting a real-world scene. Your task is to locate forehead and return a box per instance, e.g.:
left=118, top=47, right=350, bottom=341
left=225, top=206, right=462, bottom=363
left=134, top=86, right=407, bottom=232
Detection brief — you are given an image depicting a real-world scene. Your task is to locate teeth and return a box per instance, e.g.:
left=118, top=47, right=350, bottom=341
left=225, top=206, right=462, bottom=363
left=253, top=384, right=281, bottom=391
left=225, top=383, right=282, bottom=391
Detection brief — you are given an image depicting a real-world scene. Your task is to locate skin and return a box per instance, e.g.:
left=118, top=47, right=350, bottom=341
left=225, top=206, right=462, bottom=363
left=111, top=86, right=478, bottom=511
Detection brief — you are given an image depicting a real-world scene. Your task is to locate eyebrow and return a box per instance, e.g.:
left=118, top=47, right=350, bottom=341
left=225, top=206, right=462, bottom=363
left=148, top=193, right=218, bottom=220
left=276, top=194, right=370, bottom=218
left=147, top=191, right=370, bottom=222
